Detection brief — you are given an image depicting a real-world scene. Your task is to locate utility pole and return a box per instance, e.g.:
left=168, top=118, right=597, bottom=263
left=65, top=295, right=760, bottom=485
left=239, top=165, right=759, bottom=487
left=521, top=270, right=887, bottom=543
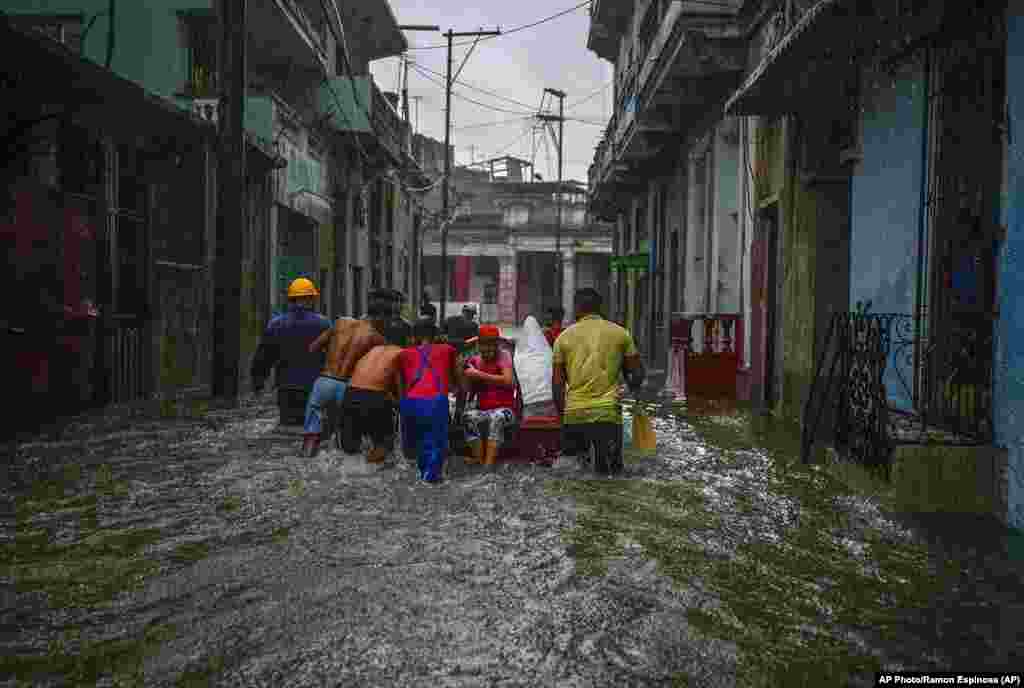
left=440, top=26, right=500, bottom=324
left=402, top=55, right=410, bottom=126
left=397, top=25, right=439, bottom=314
left=212, top=0, right=246, bottom=401
left=538, top=86, right=565, bottom=312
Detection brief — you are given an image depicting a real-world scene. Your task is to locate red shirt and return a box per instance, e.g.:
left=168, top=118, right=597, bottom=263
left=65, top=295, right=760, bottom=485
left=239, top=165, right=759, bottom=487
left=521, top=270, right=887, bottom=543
left=400, top=343, right=457, bottom=399
left=469, top=351, right=516, bottom=411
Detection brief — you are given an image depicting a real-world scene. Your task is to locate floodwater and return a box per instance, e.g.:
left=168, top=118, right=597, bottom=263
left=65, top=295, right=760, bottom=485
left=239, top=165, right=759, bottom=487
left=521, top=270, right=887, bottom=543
left=2, top=394, right=1022, bottom=687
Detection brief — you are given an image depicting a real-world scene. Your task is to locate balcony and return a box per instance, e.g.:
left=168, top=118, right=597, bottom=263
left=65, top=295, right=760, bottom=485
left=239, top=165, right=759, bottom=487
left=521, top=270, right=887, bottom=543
left=248, top=0, right=330, bottom=76
left=337, top=0, right=408, bottom=65
left=616, top=2, right=746, bottom=160
left=588, top=1, right=746, bottom=207
left=318, top=76, right=410, bottom=164
left=587, top=0, right=632, bottom=61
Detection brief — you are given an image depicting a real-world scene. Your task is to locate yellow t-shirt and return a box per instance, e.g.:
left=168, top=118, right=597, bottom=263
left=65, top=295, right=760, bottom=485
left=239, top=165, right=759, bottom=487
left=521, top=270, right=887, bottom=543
left=552, top=314, right=639, bottom=425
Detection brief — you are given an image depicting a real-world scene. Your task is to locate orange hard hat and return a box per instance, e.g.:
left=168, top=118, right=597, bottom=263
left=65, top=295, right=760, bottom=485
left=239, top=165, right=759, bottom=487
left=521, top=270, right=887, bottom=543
left=287, top=277, right=319, bottom=299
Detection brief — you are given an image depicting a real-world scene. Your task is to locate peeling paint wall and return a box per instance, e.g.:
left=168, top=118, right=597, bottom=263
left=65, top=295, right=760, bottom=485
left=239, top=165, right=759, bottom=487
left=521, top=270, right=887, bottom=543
left=780, top=170, right=816, bottom=423
left=995, top=10, right=1024, bottom=531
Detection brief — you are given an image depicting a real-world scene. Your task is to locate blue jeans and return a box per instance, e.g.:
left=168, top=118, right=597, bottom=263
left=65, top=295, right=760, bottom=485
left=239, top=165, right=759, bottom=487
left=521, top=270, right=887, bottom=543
left=399, top=395, right=449, bottom=482
left=304, top=376, right=349, bottom=435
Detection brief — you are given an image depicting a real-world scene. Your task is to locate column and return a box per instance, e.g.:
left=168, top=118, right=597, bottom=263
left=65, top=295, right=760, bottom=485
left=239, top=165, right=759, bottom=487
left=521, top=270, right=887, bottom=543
left=497, top=252, right=517, bottom=324
left=685, top=153, right=703, bottom=316
left=562, top=249, right=575, bottom=322
left=454, top=255, right=472, bottom=302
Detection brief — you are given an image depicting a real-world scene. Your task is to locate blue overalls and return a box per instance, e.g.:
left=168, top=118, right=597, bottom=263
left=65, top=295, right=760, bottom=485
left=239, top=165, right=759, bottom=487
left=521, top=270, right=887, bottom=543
left=400, top=345, right=450, bottom=482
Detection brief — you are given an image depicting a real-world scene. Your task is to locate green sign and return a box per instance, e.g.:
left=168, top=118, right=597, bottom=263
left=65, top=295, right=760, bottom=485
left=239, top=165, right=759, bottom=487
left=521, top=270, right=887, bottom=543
left=611, top=254, right=649, bottom=272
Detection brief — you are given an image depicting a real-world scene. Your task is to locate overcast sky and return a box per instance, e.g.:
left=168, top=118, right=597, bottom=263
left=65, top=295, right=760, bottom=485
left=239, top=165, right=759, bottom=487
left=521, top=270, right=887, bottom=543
left=368, top=0, right=613, bottom=185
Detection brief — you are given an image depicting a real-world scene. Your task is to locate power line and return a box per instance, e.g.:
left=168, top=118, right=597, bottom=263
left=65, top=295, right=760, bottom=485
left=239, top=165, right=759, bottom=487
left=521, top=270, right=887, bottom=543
left=410, top=61, right=540, bottom=111
left=464, top=125, right=535, bottom=167
left=409, top=63, right=535, bottom=115
left=453, top=115, right=535, bottom=131
left=566, top=117, right=606, bottom=126
left=409, top=63, right=536, bottom=115
left=407, top=1, right=593, bottom=50
left=566, top=81, right=611, bottom=110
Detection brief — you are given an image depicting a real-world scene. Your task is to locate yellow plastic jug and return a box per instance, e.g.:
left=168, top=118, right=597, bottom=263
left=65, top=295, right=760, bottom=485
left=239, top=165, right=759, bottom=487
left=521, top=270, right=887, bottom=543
left=631, top=409, right=657, bottom=454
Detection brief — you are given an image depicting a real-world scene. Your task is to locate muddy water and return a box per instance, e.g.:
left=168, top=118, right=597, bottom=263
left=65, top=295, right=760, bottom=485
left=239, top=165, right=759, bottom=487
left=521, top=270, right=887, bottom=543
left=2, top=395, right=1022, bottom=686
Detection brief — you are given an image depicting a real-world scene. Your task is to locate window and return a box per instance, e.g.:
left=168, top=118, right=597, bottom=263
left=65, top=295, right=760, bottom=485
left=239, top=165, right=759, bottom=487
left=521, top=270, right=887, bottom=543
left=181, top=13, right=218, bottom=98
left=10, top=14, right=84, bottom=52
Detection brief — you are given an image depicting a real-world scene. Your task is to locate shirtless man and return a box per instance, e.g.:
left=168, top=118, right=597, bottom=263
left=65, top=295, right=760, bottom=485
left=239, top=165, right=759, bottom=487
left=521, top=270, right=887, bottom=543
left=342, top=322, right=407, bottom=464
left=302, top=304, right=388, bottom=457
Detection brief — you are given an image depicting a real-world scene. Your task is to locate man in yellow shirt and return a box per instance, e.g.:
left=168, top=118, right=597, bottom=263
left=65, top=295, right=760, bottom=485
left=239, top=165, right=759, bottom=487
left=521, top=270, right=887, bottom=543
left=552, top=288, right=645, bottom=475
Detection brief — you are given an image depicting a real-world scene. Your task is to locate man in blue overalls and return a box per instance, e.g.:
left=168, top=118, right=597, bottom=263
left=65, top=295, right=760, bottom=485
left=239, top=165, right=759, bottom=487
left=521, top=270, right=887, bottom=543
left=251, top=278, right=331, bottom=424
left=398, top=318, right=462, bottom=483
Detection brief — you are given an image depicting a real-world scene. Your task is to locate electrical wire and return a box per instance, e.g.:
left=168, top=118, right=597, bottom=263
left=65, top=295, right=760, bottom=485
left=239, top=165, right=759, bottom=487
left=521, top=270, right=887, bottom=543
left=452, top=115, right=535, bottom=131
left=466, top=125, right=535, bottom=166
left=408, top=63, right=536, bottom=115
left=451, top=34, right=483, bottom=86
left=410, top=61, right=540, bottom=111
left=407, top=1, right=593, bottom=50
left=566, top=117, right=606, bottom=126
left=566, top=81, right=612, bottom=110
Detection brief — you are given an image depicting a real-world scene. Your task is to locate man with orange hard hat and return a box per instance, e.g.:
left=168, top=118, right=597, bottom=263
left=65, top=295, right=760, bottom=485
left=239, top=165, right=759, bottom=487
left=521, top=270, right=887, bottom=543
left=251, top=277, right=331, bottom=424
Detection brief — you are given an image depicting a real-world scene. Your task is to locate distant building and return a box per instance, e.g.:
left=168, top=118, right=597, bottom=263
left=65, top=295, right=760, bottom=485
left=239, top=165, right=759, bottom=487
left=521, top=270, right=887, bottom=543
left=422, top=156, right=613, bottom=324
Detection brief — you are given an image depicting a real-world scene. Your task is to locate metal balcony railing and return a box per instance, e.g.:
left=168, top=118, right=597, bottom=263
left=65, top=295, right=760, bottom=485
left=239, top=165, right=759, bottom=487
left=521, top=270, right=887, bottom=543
left=801, top=307, right=995, bottom=476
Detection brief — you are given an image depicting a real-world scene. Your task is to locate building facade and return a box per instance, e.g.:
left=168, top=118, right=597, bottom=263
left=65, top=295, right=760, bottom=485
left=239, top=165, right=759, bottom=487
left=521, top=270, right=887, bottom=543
left=4, top=0, right=427, bottom=400
left=587, top=0, right=1024, bottom=529
left=422, top=158, right=613, bottom=326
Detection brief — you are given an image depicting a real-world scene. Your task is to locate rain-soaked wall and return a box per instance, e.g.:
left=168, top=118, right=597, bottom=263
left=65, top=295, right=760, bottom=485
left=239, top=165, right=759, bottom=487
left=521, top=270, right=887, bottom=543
left=995, top=9, right=1024, bottom=531
left=780, top=163, right=817, bottom=424
left=848, top=61, right=926, bottom=412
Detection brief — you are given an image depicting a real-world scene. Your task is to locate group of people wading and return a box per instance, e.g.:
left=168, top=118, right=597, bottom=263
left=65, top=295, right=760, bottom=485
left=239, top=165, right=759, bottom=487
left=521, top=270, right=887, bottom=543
left=252, top=279, right=646, bottom=483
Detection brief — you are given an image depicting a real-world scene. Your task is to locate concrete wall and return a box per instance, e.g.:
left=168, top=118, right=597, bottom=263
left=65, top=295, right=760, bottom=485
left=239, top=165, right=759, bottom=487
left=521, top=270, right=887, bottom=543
left=995, top=8, right=1024, bottom=531
left=849, top=61, right=926, bottom=411
left=780, top=153, right=816, bottom=423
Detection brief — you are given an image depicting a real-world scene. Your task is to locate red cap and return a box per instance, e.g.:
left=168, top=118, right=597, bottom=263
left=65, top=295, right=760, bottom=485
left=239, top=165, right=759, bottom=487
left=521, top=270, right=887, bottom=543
left=478, top=324, right=501, bottom=339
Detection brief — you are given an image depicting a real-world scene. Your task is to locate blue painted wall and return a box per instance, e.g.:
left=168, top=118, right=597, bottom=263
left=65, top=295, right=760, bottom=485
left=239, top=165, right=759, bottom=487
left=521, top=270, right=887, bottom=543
left=995, top=10, right=1024, bottom=531
left=849, top=62, right=925, bottom=411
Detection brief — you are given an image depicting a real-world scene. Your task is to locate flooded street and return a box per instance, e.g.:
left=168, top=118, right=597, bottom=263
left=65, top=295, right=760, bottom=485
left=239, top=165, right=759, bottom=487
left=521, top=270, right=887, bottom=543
left=3, top=395, right=1023, bottom=687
